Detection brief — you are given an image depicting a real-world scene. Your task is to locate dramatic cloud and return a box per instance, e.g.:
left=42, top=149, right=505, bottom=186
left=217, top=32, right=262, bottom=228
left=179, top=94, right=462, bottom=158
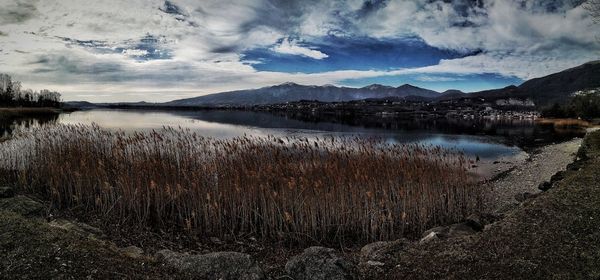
left=270, top=38, right=329, bottom=60
left=0, top=0, right=598, bottom=102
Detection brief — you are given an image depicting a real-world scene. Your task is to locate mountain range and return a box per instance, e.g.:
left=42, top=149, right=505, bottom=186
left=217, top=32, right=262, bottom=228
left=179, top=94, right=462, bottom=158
left=66, top=61, right=600, bottom=108
left=164, top=61, right=600, bottom=108
left=165, top=83, right=440, bottom=107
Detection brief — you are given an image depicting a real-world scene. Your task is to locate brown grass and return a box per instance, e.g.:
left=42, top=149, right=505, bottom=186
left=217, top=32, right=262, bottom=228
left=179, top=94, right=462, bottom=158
left=0, top=124, right=480, bottom=244
left=536, top=118, right=593, bottom=128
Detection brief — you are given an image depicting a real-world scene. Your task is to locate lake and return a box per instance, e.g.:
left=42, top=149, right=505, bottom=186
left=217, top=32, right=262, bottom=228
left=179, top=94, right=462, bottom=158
left=0, top=108, right=587, bottom=181
left=47, top=109, right=585, bottom=160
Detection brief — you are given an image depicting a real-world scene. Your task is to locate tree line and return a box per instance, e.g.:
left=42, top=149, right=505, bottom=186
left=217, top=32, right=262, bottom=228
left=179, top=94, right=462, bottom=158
left=0, top=74, right=61, bottom=108
left=541, top=90, right=600, bottom=120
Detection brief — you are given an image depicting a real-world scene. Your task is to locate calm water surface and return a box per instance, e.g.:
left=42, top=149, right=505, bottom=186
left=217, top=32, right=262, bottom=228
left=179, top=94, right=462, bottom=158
left=55, top=109, right=561, bottom=159
left=1, top=109, right=586, bottom=161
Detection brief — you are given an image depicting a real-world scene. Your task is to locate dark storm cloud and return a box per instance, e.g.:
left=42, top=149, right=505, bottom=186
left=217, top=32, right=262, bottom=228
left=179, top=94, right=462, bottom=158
left=355, top=0, right=390, bottom=18
left=159, top=0, right=188, bottom=16
left=240, top=0, right=314, bottom=33
left=30, top=54, right=123, bottom=76
left=0, top=1, right=38, bottom=25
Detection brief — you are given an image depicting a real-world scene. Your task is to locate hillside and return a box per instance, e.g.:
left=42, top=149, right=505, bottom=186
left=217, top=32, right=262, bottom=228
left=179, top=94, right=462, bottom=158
left=519, top=61, right=600, bottom=106
left=63, top=61, right=600, bottom=109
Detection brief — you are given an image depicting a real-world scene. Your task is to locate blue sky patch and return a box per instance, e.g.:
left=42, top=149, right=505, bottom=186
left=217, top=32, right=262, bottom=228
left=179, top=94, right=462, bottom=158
left=242, top=36, right=477, bottom=74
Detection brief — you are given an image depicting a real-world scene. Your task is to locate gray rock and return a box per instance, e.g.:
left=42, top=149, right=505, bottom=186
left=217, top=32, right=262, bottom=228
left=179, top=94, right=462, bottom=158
left=419, top=231, right=442, bottom=244
left=538, top=181, right=552, bottom=191
left=550, top=171, right=565, bottom=183
left=465, top=213, right=502, bottom=231
left=359, top=239, right=408, bottom=262
left=285, top=246, right=356, bottom=280
left=420, top=222, right=477, bottom=244
left=448, top=223, right=477, bottom=237
left=465, top=214, right=484, bottom=231
left=365, top=261, right=385, bottom=267
left=422, top=226, right=449, bottom=239
left=514, top=192, right=537, bottom=202
left=156, top=250, right=264, bottom=280
left=0, top=195, right=44, bottom=216
left=121, top=246, right=144, bottom=259
left=0, top=186, right=14, bottom=198
left=48, top=219, right=105, bottom=238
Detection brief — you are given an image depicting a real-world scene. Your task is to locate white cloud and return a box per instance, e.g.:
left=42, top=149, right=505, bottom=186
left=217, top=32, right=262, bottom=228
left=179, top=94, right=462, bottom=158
left=270, top=38, right=328, bottom=59
left=0, top=0, right=599, bottom=102
left=414, top=75, right=466, bottom=82
left=122, top=49, right=149, bottom=57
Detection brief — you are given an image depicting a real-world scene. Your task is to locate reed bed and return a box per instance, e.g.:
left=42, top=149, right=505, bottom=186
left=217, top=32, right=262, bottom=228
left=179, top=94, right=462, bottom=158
left=0, top=124, right=480, bottom=244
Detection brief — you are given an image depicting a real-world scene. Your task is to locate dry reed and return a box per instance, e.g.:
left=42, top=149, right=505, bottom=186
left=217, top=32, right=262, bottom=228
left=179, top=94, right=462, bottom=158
left=0, top=124, right=480, bottom=244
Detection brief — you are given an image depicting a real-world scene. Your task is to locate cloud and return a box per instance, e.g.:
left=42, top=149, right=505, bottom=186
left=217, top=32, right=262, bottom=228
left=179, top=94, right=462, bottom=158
left=270, top=38, right=329, bottom=59
left=0, top=0, right=598, bottom=102
left=122, top=49, right=150, bottom=57
left=0, top=0, right=38, bottom=25
left=414, top=75, right=466, bottom=82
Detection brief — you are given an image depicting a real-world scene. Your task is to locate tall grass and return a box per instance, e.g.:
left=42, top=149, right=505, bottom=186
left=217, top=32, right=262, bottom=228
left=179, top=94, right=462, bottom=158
left=0, top=124, right=480, bottom=244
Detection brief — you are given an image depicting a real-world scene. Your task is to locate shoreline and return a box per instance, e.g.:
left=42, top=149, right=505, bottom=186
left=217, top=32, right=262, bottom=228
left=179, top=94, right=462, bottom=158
left=0, top=124, right=596, bottom=279
left=485, top=136, right=583, bottom=213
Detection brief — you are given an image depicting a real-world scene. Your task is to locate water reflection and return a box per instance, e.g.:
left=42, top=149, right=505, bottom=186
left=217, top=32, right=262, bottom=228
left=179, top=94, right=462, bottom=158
left=0, top=114, right=59, bottom=138
left=52, top=109, right=587, bottom=159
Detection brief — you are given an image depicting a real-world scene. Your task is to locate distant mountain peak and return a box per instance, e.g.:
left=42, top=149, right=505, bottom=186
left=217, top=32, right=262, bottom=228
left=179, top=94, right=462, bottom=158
left=397, top=84, right=417, bottom=89
left=363, top=84, right=392, bottom=90
left=276, top=82, right=301, bottom=87
left=442, top=89, right=464, bottom=94
left=166, top=81, right=440, bottom=106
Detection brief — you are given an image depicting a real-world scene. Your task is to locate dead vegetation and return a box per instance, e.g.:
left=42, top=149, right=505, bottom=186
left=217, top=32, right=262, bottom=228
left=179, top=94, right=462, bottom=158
left=0, top=124, right=480, bottom=244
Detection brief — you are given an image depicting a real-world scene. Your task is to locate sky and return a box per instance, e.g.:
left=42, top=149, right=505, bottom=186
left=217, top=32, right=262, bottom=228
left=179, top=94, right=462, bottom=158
left=0, top=0, right=599, bottom=102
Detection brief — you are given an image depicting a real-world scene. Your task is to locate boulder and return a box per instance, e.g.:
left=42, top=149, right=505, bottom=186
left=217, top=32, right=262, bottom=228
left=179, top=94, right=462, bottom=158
left=538, top=181, right=552, bottom=191
left=156, top=250, right=264, bottom=280
left=48, top=219, right=105, bottom=239
left=448, top=223, right=477, bottom=237
left=550, top=171, right=565, bottom=183
left=420, top=222, right=478, bottom=244
left=422, top=226, right=449, bottom=239
left=467, top=213, right=502, bottom=229
left=0, top=186, right=14, bottom=198
left=0, top=195, right=44, bottom=216
left=419, top=231, right=442, bottom=244
left=514, top=192, right=538, bottom=203
left=121, top=246, right=144, bottom=259
left=359, top=239, right=408, bottom=263
left=285, top=246, right=356, bottom=280
left=566, top=161, right=583, bottom=171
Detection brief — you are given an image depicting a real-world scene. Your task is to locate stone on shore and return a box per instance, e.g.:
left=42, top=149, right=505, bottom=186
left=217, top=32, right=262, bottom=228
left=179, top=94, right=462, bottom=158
left=0, top=195, right=44, bottom=216
left=121, top=246, right=144, bottom=259
left=285, top=246, right=356, bottom=280
left=48, top=219, right=105, bottom=239
left=360, top=239, right=408, bottom=263
left=0, top=186, right=14, bottom=198
left=155, top=249, right=265, bottom=280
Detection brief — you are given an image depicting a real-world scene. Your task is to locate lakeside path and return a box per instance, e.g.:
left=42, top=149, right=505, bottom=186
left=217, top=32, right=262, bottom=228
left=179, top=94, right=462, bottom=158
left=486, top=137, right=583, bottom=213
left=388, top=129, right=600, bottom=279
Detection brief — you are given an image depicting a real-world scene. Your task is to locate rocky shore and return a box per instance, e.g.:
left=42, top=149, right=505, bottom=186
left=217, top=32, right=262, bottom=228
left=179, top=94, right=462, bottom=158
left=485, top=137, right=583, bottom=213
left=1, top=130, right=599, bottom=279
